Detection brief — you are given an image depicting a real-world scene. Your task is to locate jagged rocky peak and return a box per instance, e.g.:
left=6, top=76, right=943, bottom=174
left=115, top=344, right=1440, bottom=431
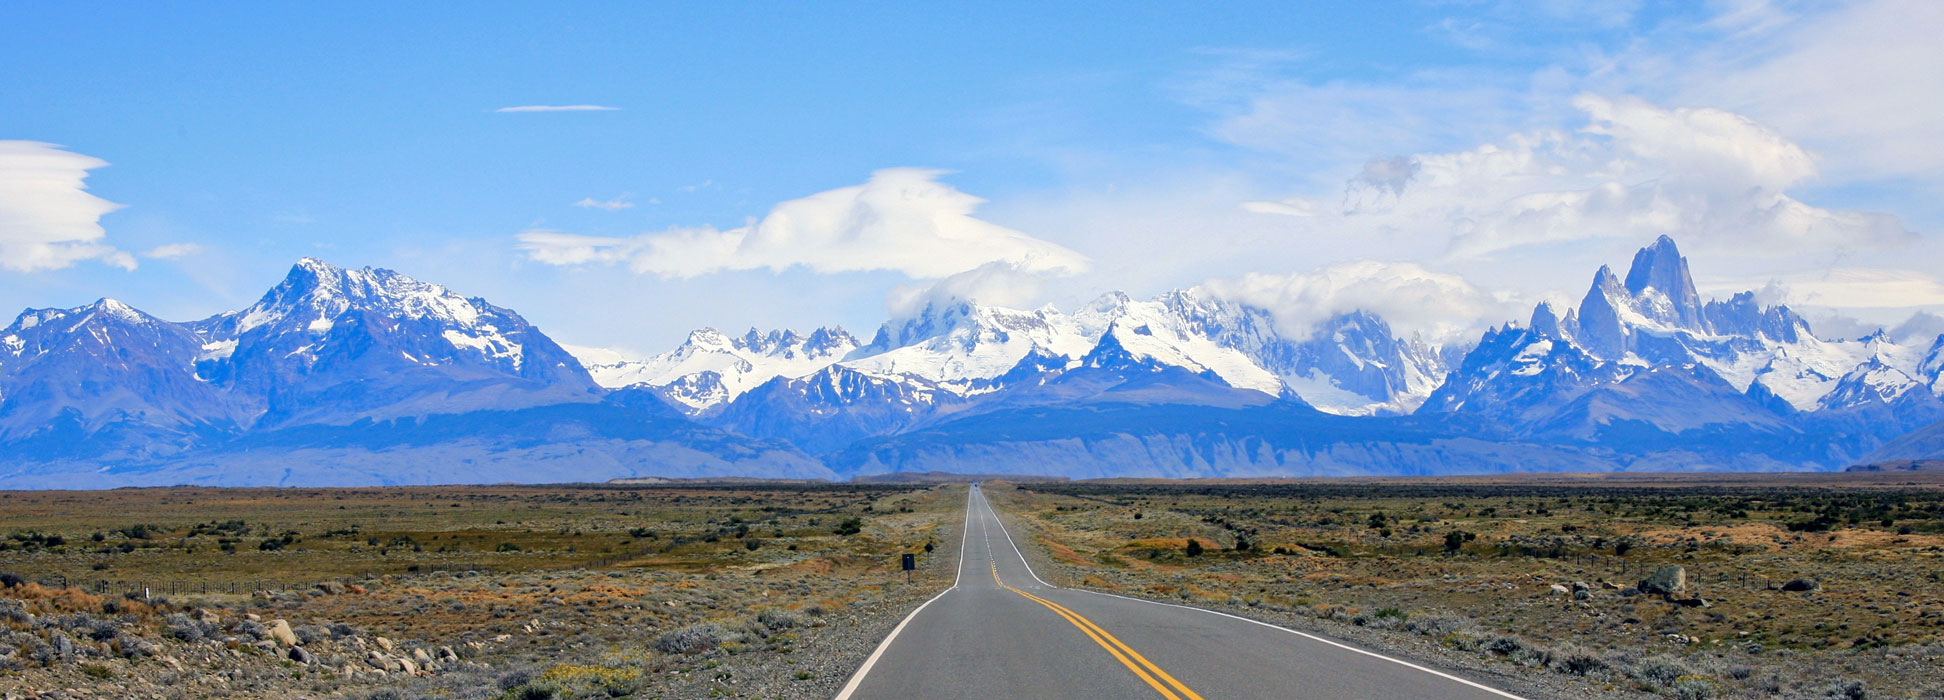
left=1575, top=264, right=1628, bottom=357
left=1622, top=235, right=1707, bottom=329
left=218, top=257, right=500, bottom=340
left=802, top=327, right=858, bottom=354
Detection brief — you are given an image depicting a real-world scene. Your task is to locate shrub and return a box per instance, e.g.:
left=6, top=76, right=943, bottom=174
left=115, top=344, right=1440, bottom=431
left=756, top=608, right=802, bottom=631
left=1671, top=676, right=1717, bottom=700
left=653, top=623, right=726, bottom=654
left=1806, top=680, right=1868, bottom=700
left=1511, top=644, right=1554, bottom=668
left=1403, top=613, right=1476, bottom=638
left=1633, top=656, right=1690, bottom=688
left=1551, top=648, right=1608, bottom=676
left=1185, top=539, right=1204, bottom=557
left=1486, top=635, right=1527, bottom=657
left=0, top=573, right=22, bottom=588
left=832, top=518, right=864, bottom=536
left=163, top=612, right=220, bottom=642
left=0, top=599, right=31, bottom=624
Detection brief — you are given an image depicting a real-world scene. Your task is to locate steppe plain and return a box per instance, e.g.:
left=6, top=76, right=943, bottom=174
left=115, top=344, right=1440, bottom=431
left=0, top=465, right=1940, bottom=699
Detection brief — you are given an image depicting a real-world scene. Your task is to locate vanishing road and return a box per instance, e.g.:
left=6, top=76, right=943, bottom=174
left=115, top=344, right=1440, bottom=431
left=836, top=484, right=1530, bottom=700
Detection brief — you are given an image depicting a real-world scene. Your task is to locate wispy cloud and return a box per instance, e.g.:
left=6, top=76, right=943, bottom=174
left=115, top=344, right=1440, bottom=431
left=573, top=196, right=635, bottom=211
left=140, top=242, right=202, bottom=260
left=494, top=105, right=621, bottom=113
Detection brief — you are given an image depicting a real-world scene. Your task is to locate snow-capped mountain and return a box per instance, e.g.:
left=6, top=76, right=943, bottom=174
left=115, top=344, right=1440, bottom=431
left=1424, top=236, right=1944, bottom=457
left=1151, top=291, right=1453, bottom=414
left=0, top=260, right=828, bottom=487
left=578, top=326, right=859, bottom=413
left=0, top=299, right=239, bottom=458
left=190, top=258, right=599, bottom=427
left=843, top=300, right=1096, bottom=394
left=581, top=287, right=1453, bottom=424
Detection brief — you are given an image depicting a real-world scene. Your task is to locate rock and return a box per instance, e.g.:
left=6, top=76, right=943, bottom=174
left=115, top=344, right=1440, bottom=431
left=250, top=640, right=277, bottom=652
left=1571, top=581, right=1590, bottom=593
left=289, top=646, right=317, bottom=665
left=397, top=656, right=420, bottom=675
left=365, top=651, right=390, bottom=669
left=1549, top=583, right=1571, bottom=595
left=375, top=636, right=394, bottom=651
left=157, top=656, right=183, bottom=671
left=1638, top=566, right=1687, bottom=595
left=1573, top=589, right=1591, bottom=601
left=1619, top=587, right=1640, bottom=597
left=1781, top=578, right=1821, bottom=592
left=315, top=581, right=346, bottom=595
left=1672, top=597, right=1710, bottom=608
left=436, top=646, right=458, bottom=661
left=266, top=620, right=299, bottom=648
left=245, top=613, right=261, bottom=622
left=412, top=648, right=433, bottom=666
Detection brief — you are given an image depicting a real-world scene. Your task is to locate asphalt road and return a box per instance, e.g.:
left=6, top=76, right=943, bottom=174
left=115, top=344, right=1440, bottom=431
left=835, top=484, right=1532, bottom=700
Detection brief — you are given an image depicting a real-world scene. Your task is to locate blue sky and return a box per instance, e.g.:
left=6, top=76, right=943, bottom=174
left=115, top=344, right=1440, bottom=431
left=4, top=1, right=1942, bottom=352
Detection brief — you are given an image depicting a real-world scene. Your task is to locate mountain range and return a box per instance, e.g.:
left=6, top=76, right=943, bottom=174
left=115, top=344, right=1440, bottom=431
left=5, top=237, right=1942, bottom=487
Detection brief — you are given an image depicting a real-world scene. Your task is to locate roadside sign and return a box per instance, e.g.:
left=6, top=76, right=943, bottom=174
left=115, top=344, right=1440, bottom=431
left=901, top=553, right=916, bottom=571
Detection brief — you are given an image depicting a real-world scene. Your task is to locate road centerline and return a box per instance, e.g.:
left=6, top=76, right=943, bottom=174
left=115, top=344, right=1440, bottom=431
left=980, top=486, right=1207, bottom=700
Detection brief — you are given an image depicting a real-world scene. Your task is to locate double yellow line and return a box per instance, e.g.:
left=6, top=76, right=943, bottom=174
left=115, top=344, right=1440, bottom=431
left=990, top=562, right=1206, bottom=700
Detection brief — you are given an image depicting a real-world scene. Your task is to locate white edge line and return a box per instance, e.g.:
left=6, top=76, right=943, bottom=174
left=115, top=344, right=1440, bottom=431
left=834, top=484, right=975, bottom=700
left=977, top=485, right=1055, bottom=588
left=983, top=485, right=1531, bottom=700
left=952, top=485, right=973, bottom=588
left=830, top=586, right=954, bottom=700
left=1069, top=588, right=1533, bottom=700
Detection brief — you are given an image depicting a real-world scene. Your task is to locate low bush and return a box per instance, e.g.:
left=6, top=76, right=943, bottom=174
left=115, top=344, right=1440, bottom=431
left=652, top=623, right=726, bottom=654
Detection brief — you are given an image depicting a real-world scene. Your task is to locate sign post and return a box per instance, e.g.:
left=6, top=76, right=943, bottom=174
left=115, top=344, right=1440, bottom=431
left=901, top=553, right=916, bottom=583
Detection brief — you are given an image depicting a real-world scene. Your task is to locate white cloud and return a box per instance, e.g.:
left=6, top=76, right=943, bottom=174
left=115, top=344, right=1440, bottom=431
left=141, top=242, right=201, bottom=259
left=1890, top=311, right=1944, bottom=345
left=494, top=105, right=620, bottom=113
left=1198, top=261, right=1523, bottom=343
left=519, top=168, right=1090, bottom=280
left=1636, top=0, right=1944, bottom=186
left=1699, top=267, right=1944, bottom=310
left=1443, top=95, right=1910, bottom=257
left=573, top=196, right=635, bottom=211
left=1240, top=95, right=1911, bottom=261
left=0, top=141, right=132, bottom=272
left=885, top=261, right=1052, bottom=319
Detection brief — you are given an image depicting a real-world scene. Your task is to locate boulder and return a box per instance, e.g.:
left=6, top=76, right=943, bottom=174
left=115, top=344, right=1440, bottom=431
left=1571, top=581, right=1590, bottom=593
left=1780, top=578, right=1821, bottom=593
left=1638, top=566, right=1687, bottom=595
left=436, top=646, right=458, bottom=662
left=375, top=636, right=394, bottom=652
left=1549, top=583, right=1571, bottom=595
left=1672, top=597, right=1710, bottom=608
left=412, top=648, right=433, bottom=666
left=289, top=646, right=317, bottom=665
left=316, top=581, right=347, bottom=595
left=266, top=620, right=299, bottom=648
